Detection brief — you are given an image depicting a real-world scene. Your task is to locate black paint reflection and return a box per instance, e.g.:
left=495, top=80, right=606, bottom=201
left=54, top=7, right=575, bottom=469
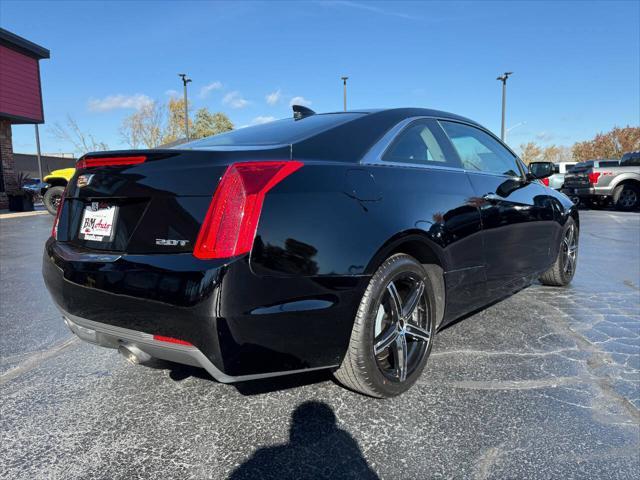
left=253, top=237, right=319, bottom=276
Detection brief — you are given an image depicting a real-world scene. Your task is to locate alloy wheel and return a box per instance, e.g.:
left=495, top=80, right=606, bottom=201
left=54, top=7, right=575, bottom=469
left=562, top=225, right=578, bottom=276
left=619, top=189, right=638, bottom=209
left=373, top=273, right=432, bottom=382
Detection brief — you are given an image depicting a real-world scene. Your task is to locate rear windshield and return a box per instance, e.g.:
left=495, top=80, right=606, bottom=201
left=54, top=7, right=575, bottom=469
left=569, top=161, right=594, bottom=173
left=183, top=113, right=365, bottom=148
left=598, top=160, right=620, bottom=167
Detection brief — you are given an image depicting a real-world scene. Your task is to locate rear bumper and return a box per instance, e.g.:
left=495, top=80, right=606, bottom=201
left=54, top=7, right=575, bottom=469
left=43, top=239, right=366, bottom=380
left=60, top=311, right=331, bottom=382
left=561, top=186, right=611, bottom=198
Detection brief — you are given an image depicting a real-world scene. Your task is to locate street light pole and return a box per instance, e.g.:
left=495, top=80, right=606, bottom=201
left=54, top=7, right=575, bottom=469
left=341, top=76, right=349, bottom=111
left=496, top=71, right=513, bottom=142
left=34, top=124, right=43, bottom=181
left=178, top=73, right=192, bottom=140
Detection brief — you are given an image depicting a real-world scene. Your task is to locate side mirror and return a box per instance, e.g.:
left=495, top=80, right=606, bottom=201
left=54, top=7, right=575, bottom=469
left=528, top=161, right=554, bottom=179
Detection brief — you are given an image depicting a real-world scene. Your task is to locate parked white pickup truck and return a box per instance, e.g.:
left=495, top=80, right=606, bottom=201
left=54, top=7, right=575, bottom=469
left=562, top=152, right=640, bottom=211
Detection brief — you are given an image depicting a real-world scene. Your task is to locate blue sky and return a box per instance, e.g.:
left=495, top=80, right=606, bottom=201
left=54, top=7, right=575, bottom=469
left=1, top=0, right=639, bottom=156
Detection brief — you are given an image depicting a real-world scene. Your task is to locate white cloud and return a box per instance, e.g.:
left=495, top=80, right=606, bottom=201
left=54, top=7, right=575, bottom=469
left=265, top=89, right=282, bottom=106
left=327, top=1, right=419, bottom=20
left=165, top=89, right=180, bottom=97
left=535, top=131, right=555, bottom=142
left=250, top=116, right=277, bottom=126
left=199, top=81, right=223, bottom=98
left=88, top=94, right=153, bottom=112
left=222, top=91, right=250, bottom=109
left=289, top=96, right=312, bottom=107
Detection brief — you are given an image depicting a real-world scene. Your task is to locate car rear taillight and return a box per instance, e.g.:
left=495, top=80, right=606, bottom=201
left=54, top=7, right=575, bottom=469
left=51, top=192, right=65, bottom=239
left=541, top=178, right=549, bottom=186
left=588, top=172, right=601, bottom=184
left=76, top=156, right=146, bottom=169
left=153, top=335, right=193, bottom=346
left=193, top=161, right=303, bottom=260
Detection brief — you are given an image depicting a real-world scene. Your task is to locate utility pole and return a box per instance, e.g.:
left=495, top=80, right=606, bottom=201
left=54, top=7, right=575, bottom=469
left=496, top=72, right=513, bottom=142
left=178, top=73, right=192, bottom=140
left=341, top=76, right=349, bottom=111
left=34, top=124, right=43, bottom=181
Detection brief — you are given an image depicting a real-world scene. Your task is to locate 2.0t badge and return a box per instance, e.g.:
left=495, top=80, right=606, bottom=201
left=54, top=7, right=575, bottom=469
left=156, top=238, right=189, bottom=247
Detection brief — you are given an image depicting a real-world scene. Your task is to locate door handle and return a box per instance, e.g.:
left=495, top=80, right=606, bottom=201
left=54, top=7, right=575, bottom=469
left=482, top=193, right=502, bottom=202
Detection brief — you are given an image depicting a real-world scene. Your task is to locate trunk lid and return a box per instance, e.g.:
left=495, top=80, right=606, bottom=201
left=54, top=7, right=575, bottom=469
left=56, top=147, right=290, bottom=254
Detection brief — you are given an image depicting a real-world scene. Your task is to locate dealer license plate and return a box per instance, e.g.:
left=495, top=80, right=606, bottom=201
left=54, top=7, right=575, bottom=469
left=79, top=202, right=117, bottom=242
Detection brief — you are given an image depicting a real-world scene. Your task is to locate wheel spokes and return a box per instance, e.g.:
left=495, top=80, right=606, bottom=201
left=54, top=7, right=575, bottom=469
left=374, top=324, right=399, bottom=355
left=386, top=281, right=403, bottom=322
left=401, top=280, right=425, bottom=320
left=392, top=333, right=408, bottom=381
left=405, top=324, right=430, bottom=343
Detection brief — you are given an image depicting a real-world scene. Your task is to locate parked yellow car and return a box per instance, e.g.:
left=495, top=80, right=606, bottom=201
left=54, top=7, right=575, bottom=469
left=42, top=168, right=75, bottom=214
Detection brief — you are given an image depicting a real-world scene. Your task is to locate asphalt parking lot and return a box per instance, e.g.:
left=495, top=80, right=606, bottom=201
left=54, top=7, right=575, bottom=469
left=1, top=209, right=639, bottom=479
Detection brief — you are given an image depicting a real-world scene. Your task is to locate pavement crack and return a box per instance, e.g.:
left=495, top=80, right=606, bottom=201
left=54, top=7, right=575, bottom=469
left=440, top=376, right=584, bottom=391
left=0, top=336, right=79, bottom=385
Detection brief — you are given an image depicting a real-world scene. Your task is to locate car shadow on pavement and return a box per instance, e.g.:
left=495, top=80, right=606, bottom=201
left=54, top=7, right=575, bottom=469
left=146, top=359, right=335, bottom=395
left=228, top=401, right=379, bottom=480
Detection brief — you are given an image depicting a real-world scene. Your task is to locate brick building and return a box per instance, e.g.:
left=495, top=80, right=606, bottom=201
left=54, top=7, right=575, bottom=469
left=0, top=28, right=49, bottom=209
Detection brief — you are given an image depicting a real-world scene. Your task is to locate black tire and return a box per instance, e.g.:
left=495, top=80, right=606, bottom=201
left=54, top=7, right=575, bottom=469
left=613, top=183, right=640, bottom=211
left=43, top=186, right=65, bottom=215
left=334, top=253, right=437, bottom=398
left=539, top=218, right=578, bottom=287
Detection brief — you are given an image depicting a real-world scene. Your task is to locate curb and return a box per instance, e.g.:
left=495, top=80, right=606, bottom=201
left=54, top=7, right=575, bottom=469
left=0, top=210, right=50, bottom=220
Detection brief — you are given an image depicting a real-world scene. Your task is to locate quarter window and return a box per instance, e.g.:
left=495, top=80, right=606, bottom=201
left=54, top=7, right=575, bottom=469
left=440, top=121, right=521, bottom=177
left=382, top=121, right=458, bottom=168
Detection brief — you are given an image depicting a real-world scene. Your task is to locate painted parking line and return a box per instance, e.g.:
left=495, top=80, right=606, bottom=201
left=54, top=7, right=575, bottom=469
left=0, top=210, right=49, bottom=219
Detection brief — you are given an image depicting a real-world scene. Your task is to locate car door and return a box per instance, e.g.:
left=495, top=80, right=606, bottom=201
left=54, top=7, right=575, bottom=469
left=374, top=118, right=487, bottom=323
left=438, top=120, right=555, bottom=300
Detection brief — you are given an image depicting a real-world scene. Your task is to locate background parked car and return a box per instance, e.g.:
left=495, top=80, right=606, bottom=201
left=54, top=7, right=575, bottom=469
left=562, top=158, right=640, bottom=211
left=41, top=167, right=75, bottom=214
left=541, top=161, right=577, bottom=191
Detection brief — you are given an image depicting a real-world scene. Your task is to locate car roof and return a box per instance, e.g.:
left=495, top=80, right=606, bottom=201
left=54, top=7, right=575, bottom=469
left=333, top=107, right=482, bottom=127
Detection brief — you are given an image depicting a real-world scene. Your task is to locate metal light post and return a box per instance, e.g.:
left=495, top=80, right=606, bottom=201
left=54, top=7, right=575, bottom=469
left=496, top=71, right=513, bottom=142
left=341, top=76, right=349, bottom=111
left=34, top=124, right=43, bottom=181
left=178, top=73, right=192, bottom=140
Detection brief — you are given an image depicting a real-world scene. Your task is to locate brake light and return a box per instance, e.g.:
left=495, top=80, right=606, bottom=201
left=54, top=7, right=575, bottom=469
left=194, top=161, right=304, bottom=259
left=76, top=156, right=146, bottom=169
left=588, top=172, right=601, bottom=184
left=51, top=192, right=65, bottom=239
left=153, top=335, right=193, bottom=346
left=541, top=177, right=549, bottom=186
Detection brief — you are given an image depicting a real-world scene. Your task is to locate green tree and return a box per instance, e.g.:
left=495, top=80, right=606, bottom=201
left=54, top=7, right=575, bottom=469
left=192, top=109, right=234, bottom=139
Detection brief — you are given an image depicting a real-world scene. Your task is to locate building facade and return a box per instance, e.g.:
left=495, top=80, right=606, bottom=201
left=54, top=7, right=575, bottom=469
left=0, top=28, right=49, bottom=209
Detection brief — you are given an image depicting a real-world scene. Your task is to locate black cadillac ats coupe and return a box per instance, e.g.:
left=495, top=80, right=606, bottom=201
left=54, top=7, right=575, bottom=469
left=43, top=106, right=579, bottom=398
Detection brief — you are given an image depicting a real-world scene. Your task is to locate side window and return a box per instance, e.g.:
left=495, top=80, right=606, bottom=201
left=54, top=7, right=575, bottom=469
left=382, top=121, right=459, bottom=168
left=440, top=121, right=521, bottom=177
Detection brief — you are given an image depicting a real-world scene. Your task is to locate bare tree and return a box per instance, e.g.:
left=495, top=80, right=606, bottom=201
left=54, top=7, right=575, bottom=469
left=119, top=101, right=165, bottom=149
left=518, top=142, right=542, bottom=165
left=49, top=115, right=109, bottom=156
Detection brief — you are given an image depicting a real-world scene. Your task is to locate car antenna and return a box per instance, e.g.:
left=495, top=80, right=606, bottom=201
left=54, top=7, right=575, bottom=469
left=292, top=104, right=316, bottom=120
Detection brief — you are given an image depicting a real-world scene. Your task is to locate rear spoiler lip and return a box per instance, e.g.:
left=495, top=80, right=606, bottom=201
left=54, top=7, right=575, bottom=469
left=172, top=143, right=292, bottom=153
left=80, top=144, right=292, bottom=161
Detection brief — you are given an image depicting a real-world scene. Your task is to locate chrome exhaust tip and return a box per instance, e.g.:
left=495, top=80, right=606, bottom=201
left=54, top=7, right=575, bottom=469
left=118, top=344, right=152, bottom=365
